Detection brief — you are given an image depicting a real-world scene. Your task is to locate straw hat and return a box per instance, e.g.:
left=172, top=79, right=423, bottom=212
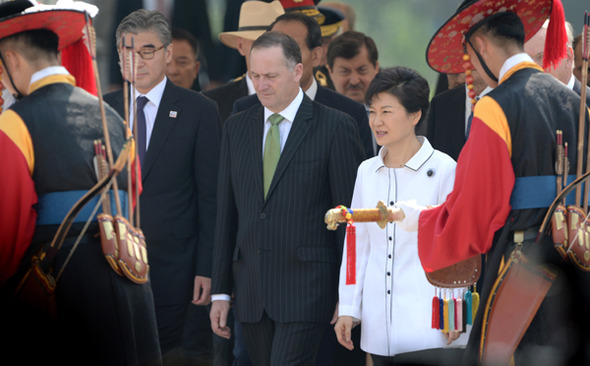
left=219, top=1, right=285, bottom=50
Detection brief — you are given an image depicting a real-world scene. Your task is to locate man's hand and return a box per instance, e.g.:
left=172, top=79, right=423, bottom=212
left=210, top=300, right=231, bottom=339
left=443, top=330, right=461, bottom=345
left=390, top=206, right=405, bottom=222
left=330, top=303, right=339, bottom=325
left=192, top=276, right=211, bottom=305
left=334, top=315, right=357, bottom=351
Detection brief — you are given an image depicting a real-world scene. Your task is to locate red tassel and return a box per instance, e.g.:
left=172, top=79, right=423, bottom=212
left=61, top=38, right=97, bottom=96
left=345, top=223, right=356, bottom=285
left=431, top=296, right=440, bottom=329
left=543, top=0, right=568, bottom=71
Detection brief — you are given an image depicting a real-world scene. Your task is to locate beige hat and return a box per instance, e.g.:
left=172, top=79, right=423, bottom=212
left=219, top=1, right=285, bottom=50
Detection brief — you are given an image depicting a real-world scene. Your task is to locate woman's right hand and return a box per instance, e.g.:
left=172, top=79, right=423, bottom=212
left=334, top=316, right=356, bottom=350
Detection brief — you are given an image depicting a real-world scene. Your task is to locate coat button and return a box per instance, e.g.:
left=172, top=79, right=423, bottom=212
left=260, top=213, right=266, bottom=219
left=390, top=201, right=394, bottom=205
left=387, top=272, right=391, bottom=276
left=387, top=290, right=391, bottom=294
left=388, top=254, right=392, bottom=259
left=389, top=236, right=392, bottom=241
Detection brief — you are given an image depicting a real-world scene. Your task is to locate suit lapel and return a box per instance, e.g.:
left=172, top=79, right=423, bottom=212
left=249, top=105, right=265, bottom=203
left=452, top=87, right=467, bottom=148
left=265, top=96, right=313, bottom=202
left=142, top=80, right=179, bottom=181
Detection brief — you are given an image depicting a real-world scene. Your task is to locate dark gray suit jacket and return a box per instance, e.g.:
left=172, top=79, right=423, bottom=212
left=426, top=85, right=466, bottom=161
left=212, top=95, right=364, bottom=324
left=202, top=76, right=248, bottom=124
left=104, top=80, right=221, bottom=306
left=573, top=77, right=590, bottom=106
left=232, top=85, right=375, bottom=159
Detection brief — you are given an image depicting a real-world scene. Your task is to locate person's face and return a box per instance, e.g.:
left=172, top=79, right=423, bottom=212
left=250, top=46, right=303, bottom=113
left=237, top=37, right=254, bottom=72
left=166, top=38, right=199, bottom=89
left=465, top=37, right=498, bottom=89
left=119, top=30, right=171, bottom=94
left=447, top=73, right=466, bottom=89
left=574, top=39, right=590, bottom=87
left=524, top=27, right=545, bottom=66
left=329, top=45, right=379, bottom=104
left=368, top=92, right=419, bottom=150
left=270, top=20, right=321, bottom=90
left=525, top=27, right=573, bottom=85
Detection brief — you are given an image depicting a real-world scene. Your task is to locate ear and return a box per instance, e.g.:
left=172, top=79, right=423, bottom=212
left=237, top=37, right=247, bottom=57
left=326, top=63, right=333, bottom=76
left=311, top=46, right=323, bottom=68
left=474, top=35, right=487, bottom=57
left=410, top=110, right=422, bottom=126
left=293, top=62, right=304, bottom=83
left=165, top=42, right=173, bottom=64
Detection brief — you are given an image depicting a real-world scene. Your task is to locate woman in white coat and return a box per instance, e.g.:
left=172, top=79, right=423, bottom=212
left=334, top=66, right=469, bottom=366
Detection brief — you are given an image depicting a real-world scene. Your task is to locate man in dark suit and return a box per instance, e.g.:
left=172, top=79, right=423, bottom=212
left=232, top=12, right=374, bottom=160
left=103, top=10, right=220, bottom=364
left=525, top=20, right=590, bottom=105
left=203, top=1, right=285, bottom=124
left=425, top=68, right=490, bottom=161
left=210, top=31, right=364, bottom=365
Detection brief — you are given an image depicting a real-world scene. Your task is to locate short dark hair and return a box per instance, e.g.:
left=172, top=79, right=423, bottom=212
left=365, top=66, right=430, bottom=132
left=0, top=29, right=59, bottom=60
left=172, top=26, right=199, bottom=59
left=327, top=31, right=378, bottom=69
left=269, top=12, right=322, bottom=50
left=467, top=12, right=525, bottom=49
left=251, top=31, right=302, bottom=69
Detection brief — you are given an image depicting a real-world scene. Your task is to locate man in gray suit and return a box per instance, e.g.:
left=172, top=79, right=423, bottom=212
left=210, top=31, right=364, bottom=365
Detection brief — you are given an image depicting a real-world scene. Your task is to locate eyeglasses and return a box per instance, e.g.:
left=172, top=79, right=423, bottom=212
left=121, top=45, right=165, bottom=60
left=137, top=45, right=165, bottom=60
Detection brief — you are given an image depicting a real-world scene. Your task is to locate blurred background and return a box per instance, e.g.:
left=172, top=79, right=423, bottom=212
left=30, top=0, right=590, bottom=95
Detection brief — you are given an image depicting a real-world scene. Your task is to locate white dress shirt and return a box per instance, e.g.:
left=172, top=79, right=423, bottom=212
left=261, top=88, right=304, bottom=156
left=128, top=76, right=167, bottom=150
left=338, top=137, right=470, bottom=356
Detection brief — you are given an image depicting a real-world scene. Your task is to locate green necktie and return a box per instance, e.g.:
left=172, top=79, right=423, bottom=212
left=263, top=113, right=284, bottom=197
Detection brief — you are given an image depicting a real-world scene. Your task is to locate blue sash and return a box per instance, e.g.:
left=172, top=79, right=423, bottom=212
left=510, top=175, right=579, bottom=210
left=36, top=190, right=128, bottom=226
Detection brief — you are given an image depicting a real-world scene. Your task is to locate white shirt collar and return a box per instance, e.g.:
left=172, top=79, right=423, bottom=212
left=134, top=76, right=167, bottom=107
left=245, top=73, right=256, bottom=95
left=374, top=136, right=434, bottom=172
left=499, top=53, right=534, bottom=84
left=30, top=66, right=70, bottom=87
left=264, top=87, right=304, bottom=123
left=566, top=74, right=576, bottom=90
left=304, top=78, right=318, bottom=101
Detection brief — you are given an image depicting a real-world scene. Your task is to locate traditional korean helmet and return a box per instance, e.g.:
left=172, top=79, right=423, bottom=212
left=0, top=0, right=98, bottom=96
left=426, top=0, right=567, bottom=107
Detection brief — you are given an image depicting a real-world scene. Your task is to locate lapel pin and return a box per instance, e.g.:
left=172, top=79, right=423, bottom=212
left=169, top=111, right=178, bottom=118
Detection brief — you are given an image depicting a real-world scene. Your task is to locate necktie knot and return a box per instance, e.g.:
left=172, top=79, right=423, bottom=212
left=137, top=95, right=149, bottom=110
left=269, top=113, right=284, bottom=126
